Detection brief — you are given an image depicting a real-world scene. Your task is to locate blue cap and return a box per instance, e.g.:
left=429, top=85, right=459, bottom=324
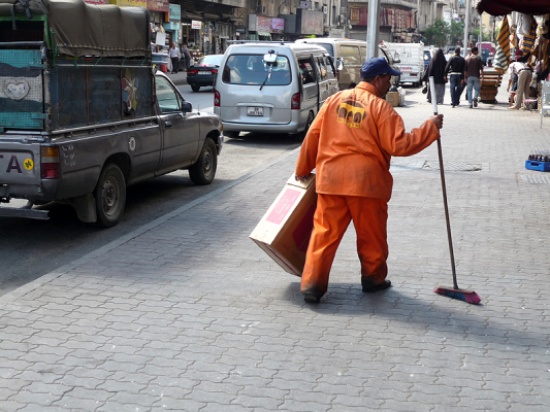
left=360, top=57, right=401, bottom=80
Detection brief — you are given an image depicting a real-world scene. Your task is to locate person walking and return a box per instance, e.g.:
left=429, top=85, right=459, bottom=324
left=294, top=57, right=444, bottom=304
left=464, top=46, right=483, bottom=108
left=423, top=48, right=447, bottom=104
left=169, top=42, right=181, bottom=74
left=445, top=47, right=466, bottom=107
left=181, top=43, right=193, bottom=70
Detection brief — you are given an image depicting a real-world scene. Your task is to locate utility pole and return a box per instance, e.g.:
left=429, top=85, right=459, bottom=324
left=367, top=0, right=380, bottom=58
left=463, top=0, right=470, bottom=56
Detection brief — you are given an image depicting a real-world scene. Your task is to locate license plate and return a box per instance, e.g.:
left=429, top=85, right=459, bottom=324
left=247, top=106, right=263, bottom=116
left=198, top=71, right=210, bottom=75
left=0, top=152, right=35, bottom=175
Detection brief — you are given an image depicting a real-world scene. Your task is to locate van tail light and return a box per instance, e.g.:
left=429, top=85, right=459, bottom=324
left=41, top=146, right=60, bottom=179
left=214, top=90, right=220, bottom=107
left=291, top=92, right=301, bottom=110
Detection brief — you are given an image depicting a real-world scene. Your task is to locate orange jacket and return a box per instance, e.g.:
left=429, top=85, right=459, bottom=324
left=296, top=82, right=440, bottom=201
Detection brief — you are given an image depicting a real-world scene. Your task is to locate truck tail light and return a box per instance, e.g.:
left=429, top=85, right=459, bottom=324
left=41, top=146, right=60, bottom=179
left=291, top=92, right=301, bottom=110
left=214, top=90, right=220, bottom=107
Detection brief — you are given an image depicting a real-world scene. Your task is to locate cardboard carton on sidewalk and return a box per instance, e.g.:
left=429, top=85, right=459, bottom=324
left=250, top=173, right=317, bottom=276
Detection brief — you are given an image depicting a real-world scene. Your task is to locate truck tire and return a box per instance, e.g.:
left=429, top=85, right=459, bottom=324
left=189, top=138, right=217, bottom=185
left=94, top=163, right=126, bottom=227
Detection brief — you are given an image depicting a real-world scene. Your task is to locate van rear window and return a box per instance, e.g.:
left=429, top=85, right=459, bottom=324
left=221, top=54, right=291, bottom=85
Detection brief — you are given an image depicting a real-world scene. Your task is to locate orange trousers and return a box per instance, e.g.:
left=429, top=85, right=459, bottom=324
left=300, top=194, right=388, bottom=296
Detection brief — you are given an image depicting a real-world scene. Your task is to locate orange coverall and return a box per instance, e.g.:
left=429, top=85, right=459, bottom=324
left=295, top=81, right=440, bottom=297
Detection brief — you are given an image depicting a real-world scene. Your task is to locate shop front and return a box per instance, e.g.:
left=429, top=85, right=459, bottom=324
left=477, top=0, right=550, bottom=110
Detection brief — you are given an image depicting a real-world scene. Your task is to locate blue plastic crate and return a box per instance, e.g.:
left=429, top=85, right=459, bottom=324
left=525, top=160, right=550, bottom=172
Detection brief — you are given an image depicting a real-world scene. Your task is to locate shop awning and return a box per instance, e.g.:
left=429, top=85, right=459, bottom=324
left=183, top=10, right=202, bottom=20
left=202, top=12, right=220, bottom=21
left=477, top=0, right=550, bottom=16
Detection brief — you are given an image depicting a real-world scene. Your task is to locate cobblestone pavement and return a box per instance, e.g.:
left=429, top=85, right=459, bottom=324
left=1, top=78, right=549, bottom=411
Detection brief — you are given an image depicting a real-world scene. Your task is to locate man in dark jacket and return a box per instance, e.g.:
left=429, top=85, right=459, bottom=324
left=445, top=47, right=466, bottom=107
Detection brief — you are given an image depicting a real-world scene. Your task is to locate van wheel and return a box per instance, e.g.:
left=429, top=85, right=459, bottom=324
left=293, top=111, right=314, bottom=141
left=94, top=163, right=126, bottom=228
left=189, top=138, right=217, bottom=185
left=191, top=85, right=200, bottom=92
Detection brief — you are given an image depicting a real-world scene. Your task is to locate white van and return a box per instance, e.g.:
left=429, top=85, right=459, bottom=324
left=295, top=38, right=401, bottom=90
left=384, top=42, right=425, bottom=86
left=213, top=42, right=339, bottom=138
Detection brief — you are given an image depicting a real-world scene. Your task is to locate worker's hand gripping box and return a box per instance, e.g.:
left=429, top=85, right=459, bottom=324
left=249, top=173, right=317, bottom=276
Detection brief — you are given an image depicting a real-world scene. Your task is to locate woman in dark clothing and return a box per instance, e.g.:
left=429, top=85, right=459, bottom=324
left=423, top=48, right=447, bottom=104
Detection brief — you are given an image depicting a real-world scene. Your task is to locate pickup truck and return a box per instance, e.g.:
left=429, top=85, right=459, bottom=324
left=0, top=0, right=223, bottom=227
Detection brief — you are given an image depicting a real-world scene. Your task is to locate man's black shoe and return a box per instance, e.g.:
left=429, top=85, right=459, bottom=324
left=362, top=280, right=392, bottom=293
left=303, top=292, right=321, bottom=304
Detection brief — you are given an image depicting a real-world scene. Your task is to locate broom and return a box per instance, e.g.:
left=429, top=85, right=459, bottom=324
left=428, top=77, right=481, bottom=305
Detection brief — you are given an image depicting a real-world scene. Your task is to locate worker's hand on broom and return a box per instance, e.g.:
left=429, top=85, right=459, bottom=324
left=431, top=114, right=444, bottom=130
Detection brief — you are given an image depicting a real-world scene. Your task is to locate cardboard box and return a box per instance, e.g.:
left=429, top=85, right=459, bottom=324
left=386, top=91, right=400, bottom=107
left=249, top=173, right=317, bottom=276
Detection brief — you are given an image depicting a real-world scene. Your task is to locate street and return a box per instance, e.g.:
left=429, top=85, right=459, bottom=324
left=1, top=77, right=550, bottom=410
left=0, top=85, right=300, bottom=297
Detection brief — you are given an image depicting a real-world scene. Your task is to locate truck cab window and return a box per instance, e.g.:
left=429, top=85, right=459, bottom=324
left=155, top=76, right=182, bottom=113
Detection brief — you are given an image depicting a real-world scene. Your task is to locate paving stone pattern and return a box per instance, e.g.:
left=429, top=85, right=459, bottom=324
left=1, top=79, right=549, bottom=411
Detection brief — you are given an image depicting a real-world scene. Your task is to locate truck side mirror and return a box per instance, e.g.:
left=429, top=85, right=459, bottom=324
left=182, top=101, right=192, bottom=112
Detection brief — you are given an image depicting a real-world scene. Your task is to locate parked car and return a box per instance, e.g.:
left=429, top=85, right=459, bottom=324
left=187, top=54, right=224, bottom=92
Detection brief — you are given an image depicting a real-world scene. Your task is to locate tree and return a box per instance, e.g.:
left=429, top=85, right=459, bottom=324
left=472, top=27, right=492, bottom=42
left=423, top=19, right=450, bottom=48
left=449, top=20, right=465, bottom=46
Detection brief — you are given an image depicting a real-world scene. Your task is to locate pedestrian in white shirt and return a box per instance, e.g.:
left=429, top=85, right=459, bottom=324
left=169, top=42, right=181, bottom=74
left=509, top=55, right=532, bottom=110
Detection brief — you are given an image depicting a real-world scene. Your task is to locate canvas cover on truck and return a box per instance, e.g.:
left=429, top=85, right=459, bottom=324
left=0, top=0, right=150, bottom=58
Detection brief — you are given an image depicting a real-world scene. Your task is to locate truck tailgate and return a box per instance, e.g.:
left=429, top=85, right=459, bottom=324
left=0, top=139, right=42, bottom=191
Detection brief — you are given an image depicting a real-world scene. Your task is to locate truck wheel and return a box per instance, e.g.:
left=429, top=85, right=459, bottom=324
left=189, top=138, right=217, bottom=185
left=94, top=163, right=126, bottom=228
left=191, top=85, right=200, bottom=92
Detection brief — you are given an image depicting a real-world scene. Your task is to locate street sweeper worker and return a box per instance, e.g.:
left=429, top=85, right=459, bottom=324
left=295, top=57, right=444, bottom=304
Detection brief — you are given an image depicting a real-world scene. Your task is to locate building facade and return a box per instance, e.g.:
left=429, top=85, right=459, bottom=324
left=90, top=0, right=471, bottom=55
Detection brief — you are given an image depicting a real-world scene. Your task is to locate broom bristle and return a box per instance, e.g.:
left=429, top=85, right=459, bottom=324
left=434, top=287, right=481, bottom=305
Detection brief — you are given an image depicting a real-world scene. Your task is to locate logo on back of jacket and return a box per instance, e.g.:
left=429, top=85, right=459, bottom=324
left=336, top=99, right=366, bottom=129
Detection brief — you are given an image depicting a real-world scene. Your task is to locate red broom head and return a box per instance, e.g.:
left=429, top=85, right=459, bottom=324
left=434, top=287, right=481, bottom=305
